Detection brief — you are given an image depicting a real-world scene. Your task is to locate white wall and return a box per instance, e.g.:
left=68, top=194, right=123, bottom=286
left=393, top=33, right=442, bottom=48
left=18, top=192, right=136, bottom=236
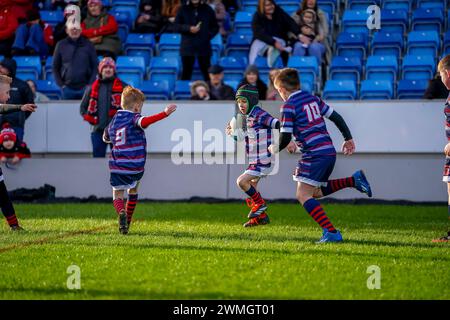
left=8, top=100, right=448, bottom=202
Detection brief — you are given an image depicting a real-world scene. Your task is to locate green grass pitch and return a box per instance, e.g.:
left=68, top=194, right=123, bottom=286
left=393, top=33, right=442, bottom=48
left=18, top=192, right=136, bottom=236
left=0, top=202, right=448, bottom=300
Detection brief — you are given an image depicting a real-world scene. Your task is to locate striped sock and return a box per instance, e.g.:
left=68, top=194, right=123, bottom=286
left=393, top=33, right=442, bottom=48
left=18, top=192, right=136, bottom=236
left=126, top=194, right=138, bottom=224
left=303, top=198, right=336, bottom=233
left=245, top=186, right=265, bottom=204
left=321, top=177, right=355, bottom=196
left=5, top=213, right=18, bottom=227
left=113, top=199, right=125, bottom=215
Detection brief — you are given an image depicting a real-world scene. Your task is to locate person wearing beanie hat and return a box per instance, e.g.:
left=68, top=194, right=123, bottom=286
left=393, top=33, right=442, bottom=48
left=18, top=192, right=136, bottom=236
left=80, top=57, right=128, bottom=157
left=237, top=64, right=268, bottom=101
left=81, top=0, right=122, bottom=59
left=0, top=124, right=31, bottom=165
left=11, top=8, right=54, bottom=58
left=225, top=83, right=280, bottom=227
left=0, top=74, right=36, bottom=231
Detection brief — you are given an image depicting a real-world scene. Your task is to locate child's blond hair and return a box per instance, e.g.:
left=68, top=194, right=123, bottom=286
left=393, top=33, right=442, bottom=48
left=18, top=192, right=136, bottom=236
left=438, top=55, right=450, bottom=72
left=274, top=68, right=301, bottom=92
left=121, top=86, right=145, bottom=110
left=0, top=75, right=12, bottom=85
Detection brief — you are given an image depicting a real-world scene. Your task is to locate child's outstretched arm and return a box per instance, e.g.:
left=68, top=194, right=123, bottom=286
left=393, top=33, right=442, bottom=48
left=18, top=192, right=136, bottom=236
left=139, top=104, right=177, bottom=129
left=327, top=110, right=355, bottom=155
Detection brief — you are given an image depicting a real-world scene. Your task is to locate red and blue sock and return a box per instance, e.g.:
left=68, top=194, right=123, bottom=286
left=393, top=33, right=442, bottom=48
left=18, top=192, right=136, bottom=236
left=245, top=186, right=264, bottom=204
left=126, top=194, right=138, bottom=224
left=321, top=177, right=355, bottom=196
left=303, top=198, right=336, bottom=233
left=0, top=180, right=19, bottom=227
left=113, top=198, right=125, bottom=215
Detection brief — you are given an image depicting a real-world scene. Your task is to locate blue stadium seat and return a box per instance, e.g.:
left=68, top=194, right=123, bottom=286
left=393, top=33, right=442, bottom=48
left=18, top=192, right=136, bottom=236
left=380, top=9, right=409, bottom=35
left=416, top=0, right=446, bottom=10
left=138, top=80, right=170, bottom=100
left=36, top=80, right=61, bottom=100
left=300, top=79, right=313, bottom=94
left=412, top=8, right=444, bottom=32
left=279, top=3, right=298, bottom=14
left=124, top=33, right=155, bottom=66
left=322, top=80, right=357, bottom=100
left=342, top=10, right=371, bottom=33
left=149, top=57, right=180, bottom=90
left=234, top=11, right=253, bottom=34
left=317, top=0, right=337, bottom=16
left=112, top=0, right=139, bottom=8
left=366, top=55, right=398, bottom=82
left=15, top=56, right=42, bottom=80
left=371, top=32, right=403, bottom=58
left=444, top=31, right=450, bottom=56
left=336, top=32, right=368, bottom=60
left=211, top=33, right=223, bottom=64
left=173, top=80, right=194, bottom=100
left=397, top=79, right=428, bottom=99
left=360, top=80, right=393, bottom=99
left=158, top=33, right=181, bottom=57
left=111, top=5, right=138, bottom=21
left=240, top=0, right=258, bottom=12
left=110, top=9, right=133, bottom=30
left=407, top=31, right=440, bottom=58
left=381, top=0, right=411, bottom=12
left=347, top=0, right=380, bottom=11
left=401, top=55, right=435, bottom=80
left=329, top=56, right=362, bottom=83
left=40, top=10, right=64, bottom=28
left=219, top=57, right=247, bottom=82
left=287, top=56, right=319, bottom=90
left=224, top=80, right=239, bottom=91
left=44, top=56, right=53, bottom=80
left=225, top=33, right=252, bottom=60
left=116, top=56, right=146, bottom=86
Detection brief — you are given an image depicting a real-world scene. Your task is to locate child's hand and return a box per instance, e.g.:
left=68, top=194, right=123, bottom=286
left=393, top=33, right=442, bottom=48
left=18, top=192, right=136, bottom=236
left=445, top=143, right=450, bottom=156
left=286, top=141, right=298, bottom=154
left=268, top=144, right=279, bottom=154
left=21, top=104, right=37, bottom=112
left=10, top=156, right=20, bottom=165
left=225, top=122, right=232, bottom=136
left=342, top=139, right=355, bottom=155
left=165, top=104, right=177, bottom=116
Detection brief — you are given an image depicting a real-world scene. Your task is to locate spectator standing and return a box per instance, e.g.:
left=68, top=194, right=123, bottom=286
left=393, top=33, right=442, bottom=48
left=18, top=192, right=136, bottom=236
left=175, top=0, right=219, bottom=81
left=208, top=0, right=230, bottom=37
left=11, top=9, right=54, bottom=58
left=80, top=57, right=128, bottom=157
left=82, top=0, right=122, bottom=59
left=0, top=58, right=35, bottom=141
left=53, top=17, right=98, bottom=100
left=238, top=64, right=267, bottom=100
left=249, top=0, right=300, bottom=67
left=292, top=0, right=329, bottom=65
left=207, top=64, right=234, bottom=100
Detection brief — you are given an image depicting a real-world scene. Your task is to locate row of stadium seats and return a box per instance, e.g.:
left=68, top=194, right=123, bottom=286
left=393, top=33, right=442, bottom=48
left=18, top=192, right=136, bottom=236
left=322, top=79, right=428, bottom=100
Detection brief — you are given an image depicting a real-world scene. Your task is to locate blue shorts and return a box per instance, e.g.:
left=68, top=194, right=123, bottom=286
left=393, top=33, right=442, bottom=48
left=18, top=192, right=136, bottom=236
left=110, top=172, right=144, bottom=190
left=443, top=157, right=450, bottom=182
left=244, top=163, right=273, bottom=177
left=293, top=155, right=336, bottom=187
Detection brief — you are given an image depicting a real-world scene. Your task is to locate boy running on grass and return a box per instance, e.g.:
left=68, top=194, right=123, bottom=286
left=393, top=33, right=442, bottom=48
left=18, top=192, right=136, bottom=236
left=434, top=54, right=450, bottom=242
left=103, top=86, right=176, bottom=234
left=0, top=75, right=36, bottom=231
left=226, top=84, right=280, bottom=227
left=268, top=68, right=372, bottom=243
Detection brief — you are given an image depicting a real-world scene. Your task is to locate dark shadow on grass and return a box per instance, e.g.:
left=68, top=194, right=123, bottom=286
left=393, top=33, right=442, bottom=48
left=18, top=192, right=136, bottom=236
left=0, top=286, right=281, bottom=300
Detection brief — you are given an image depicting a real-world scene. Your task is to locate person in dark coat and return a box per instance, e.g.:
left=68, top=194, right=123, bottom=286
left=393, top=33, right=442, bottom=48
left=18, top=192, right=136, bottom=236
left=237, top=64, right=267, bottom=100
left=207, top=64, right=235, bottom=100
left=249, top=0, right=301, bottom=67
left=174, top=0, right=219, bottom=81
left=53, top=19, right=98, bottom=100
left=0, top=58, right=34, bottom=141
left=424, top=74, right=449, bottom=99
left=80, top=57, right=128, bottom=157
left=135, top=0, right=163, bottom=33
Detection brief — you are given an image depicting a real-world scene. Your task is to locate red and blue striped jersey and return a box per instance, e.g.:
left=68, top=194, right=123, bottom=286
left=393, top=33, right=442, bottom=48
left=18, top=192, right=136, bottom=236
left=445, top=96, right=450, bottom=141
left=105, top=110, right=147, bottom=175
left=280, top=90, right=336, bottom=158
left=246, top=106, right=279, bottom=165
